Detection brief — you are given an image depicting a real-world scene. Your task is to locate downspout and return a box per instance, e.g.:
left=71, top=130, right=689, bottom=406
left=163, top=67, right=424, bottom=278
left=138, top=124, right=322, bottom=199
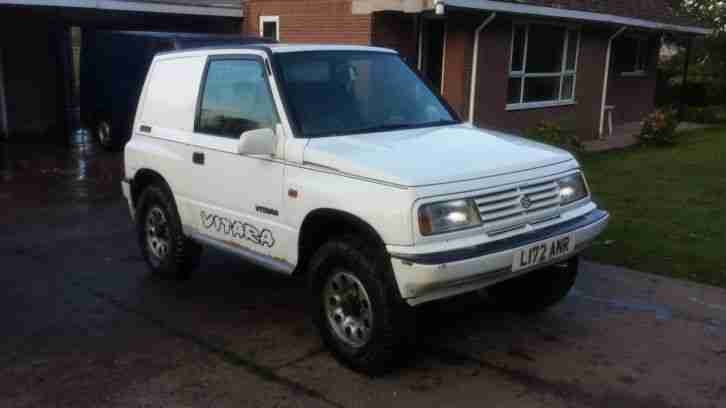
left=468, top=12, right=497, bottom=124
left=599, top=26, right=627, bottom=137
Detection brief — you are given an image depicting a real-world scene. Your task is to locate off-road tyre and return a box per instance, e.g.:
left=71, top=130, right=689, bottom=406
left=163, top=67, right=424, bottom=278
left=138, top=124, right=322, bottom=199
left=135, top=184, right=201, bottom=279
left=308, top=235, right=414, bottom=376
left=488, top=256, right=580, bottom=314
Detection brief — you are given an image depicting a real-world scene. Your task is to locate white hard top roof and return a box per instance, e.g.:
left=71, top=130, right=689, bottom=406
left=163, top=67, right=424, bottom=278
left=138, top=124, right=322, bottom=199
left=265, top=44, right=396, bottom=54
left=158, top=44, right=398, bottom=59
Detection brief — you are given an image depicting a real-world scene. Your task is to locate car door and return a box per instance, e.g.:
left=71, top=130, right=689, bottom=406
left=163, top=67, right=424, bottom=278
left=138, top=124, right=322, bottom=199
left=186, top=54, right=291, bottom=268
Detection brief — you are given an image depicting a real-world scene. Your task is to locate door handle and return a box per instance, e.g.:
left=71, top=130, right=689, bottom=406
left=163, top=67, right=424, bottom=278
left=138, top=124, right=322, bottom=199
left=192, top=152, right=205, bottom=165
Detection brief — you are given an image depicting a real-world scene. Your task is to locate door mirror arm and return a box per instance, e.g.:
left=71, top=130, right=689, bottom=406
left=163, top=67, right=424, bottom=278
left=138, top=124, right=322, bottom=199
left=237, top=128, right=277, bottom=156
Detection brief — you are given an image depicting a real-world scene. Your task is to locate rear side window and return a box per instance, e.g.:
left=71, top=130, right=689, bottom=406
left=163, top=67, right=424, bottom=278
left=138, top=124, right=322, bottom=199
left=141, top=56, right=205, bottom=133
left=196, top=59, right=279, bottom=138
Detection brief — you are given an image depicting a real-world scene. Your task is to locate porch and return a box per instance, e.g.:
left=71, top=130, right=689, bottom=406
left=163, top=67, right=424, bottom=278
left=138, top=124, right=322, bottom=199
left=582, top=121, right=718, bottom=152
left=583, top=122, right=642, bottom=152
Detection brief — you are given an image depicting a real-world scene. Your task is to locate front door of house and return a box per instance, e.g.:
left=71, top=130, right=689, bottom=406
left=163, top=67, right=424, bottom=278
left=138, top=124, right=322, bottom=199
left=420, top=19, right=445, bottom=92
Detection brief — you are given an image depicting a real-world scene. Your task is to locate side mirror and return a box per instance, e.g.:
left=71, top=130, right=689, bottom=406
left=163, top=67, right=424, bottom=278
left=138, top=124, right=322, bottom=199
left=238, top=128, right=277, bottom=156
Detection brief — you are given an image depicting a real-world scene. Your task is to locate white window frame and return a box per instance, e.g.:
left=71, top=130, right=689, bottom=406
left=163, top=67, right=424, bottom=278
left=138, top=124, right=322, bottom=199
left=506, top=22, right=581, bottom=111
left=259, top=15, right=280, bottom=41
left=618, top=35, right=649, bottom=77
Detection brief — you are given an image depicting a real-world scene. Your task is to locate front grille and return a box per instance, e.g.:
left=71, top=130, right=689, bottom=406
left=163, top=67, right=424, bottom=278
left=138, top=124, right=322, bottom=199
left=474, top=179, right=561, bottom=234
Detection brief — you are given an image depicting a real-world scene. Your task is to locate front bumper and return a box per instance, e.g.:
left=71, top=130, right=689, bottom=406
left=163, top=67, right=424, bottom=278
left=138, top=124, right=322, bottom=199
left=389, top=209, right=609, bottom=306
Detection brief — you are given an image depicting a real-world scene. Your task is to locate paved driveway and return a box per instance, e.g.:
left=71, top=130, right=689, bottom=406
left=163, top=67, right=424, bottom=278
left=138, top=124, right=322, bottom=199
left=1, top=141, right=725, bottom=407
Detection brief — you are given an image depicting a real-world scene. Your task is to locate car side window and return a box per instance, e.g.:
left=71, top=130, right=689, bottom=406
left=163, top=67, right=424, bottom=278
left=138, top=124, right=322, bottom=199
left=196, top=58, right=278, bottom=138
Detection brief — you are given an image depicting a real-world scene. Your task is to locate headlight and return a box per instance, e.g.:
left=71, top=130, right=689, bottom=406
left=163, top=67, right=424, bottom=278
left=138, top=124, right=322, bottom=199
left=419, top=199, right=481, bottom=236
left=557, top=172, right=589, bottom=205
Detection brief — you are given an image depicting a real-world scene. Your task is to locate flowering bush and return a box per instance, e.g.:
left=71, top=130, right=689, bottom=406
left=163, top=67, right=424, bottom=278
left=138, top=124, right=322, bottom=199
left=638, top=109, right=679, bottom=145
left=526, top=120, right=582, bottom=152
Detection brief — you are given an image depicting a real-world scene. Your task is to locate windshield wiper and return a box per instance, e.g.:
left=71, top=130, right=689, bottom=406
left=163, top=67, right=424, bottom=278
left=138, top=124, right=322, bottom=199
left=342, top=120, right=458, bottom=136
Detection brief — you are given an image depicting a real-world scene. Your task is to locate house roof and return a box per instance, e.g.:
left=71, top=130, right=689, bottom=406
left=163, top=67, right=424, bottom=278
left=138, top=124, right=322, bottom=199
left=0, top=0, right=243, bottom=17
left=443, top=0, right=710, bottom=34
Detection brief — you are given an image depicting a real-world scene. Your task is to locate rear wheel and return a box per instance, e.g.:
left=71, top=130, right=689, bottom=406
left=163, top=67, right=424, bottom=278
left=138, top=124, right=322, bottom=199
left=135, top=184, right=201, bottom=279
left=488, top=256, right=579, bottom=313
left=95, top=119, right=128, bottom=151
left=96, top=120, right=115, bottom=150
left=309, top=236, right=413, bottom=376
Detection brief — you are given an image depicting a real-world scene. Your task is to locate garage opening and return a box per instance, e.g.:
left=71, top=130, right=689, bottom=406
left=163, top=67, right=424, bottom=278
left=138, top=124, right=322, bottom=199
left=420, top=19, right=445, bottom=92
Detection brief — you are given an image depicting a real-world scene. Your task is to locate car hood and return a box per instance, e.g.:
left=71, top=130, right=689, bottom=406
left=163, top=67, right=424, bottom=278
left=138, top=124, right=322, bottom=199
left=302, top=125, right=575, bottom=187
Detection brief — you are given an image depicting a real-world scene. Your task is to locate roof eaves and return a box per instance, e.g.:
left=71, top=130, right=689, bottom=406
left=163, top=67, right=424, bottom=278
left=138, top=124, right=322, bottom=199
left=0, top=0, right=244, bottom=18
left=444, top=0, right=711, bottom=35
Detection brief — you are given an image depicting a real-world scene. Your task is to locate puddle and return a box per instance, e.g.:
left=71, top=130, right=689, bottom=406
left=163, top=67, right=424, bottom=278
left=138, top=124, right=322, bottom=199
left=1, top=128, right=123, bottom=214
left=570, top=289, right=673, bottom=320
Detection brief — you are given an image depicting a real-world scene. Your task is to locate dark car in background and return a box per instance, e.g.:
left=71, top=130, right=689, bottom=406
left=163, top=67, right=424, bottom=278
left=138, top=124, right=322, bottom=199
left=80, top=31, right=274, bottom=150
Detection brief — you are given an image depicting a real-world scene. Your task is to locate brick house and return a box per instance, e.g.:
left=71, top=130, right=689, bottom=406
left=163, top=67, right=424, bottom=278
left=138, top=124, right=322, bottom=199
left=242, top=0, right=709, bottom=140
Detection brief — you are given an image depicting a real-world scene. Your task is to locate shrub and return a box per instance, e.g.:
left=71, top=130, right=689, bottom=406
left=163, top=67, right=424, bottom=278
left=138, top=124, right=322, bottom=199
left=638, top=109, right=679, bottom=145
left=683, top=106, right=724, bottom=124
left=526, top=120, right=582, bottom=152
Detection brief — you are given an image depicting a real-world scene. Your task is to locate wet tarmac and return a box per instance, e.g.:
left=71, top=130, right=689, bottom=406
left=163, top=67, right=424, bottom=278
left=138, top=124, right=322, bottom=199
left=1, top=137, right=725, bottom=407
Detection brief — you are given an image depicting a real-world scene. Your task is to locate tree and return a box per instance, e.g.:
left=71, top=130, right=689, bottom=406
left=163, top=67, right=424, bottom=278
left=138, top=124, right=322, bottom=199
left=670, top=0, right=725, bottom=32
left=658, top=1, right=726, bottom=108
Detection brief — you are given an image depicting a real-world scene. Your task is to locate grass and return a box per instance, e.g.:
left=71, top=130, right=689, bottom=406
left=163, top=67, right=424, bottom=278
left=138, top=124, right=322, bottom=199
left=580, top=126, right=726, bottom=288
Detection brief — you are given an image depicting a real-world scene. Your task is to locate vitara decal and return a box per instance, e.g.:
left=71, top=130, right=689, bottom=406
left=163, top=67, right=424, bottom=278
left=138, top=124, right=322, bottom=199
left=200, top=211, right=275, bottom=248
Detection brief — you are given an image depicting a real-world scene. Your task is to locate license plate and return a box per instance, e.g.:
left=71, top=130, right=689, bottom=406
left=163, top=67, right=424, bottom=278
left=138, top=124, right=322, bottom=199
left=512, top=234, right=575, bottom=272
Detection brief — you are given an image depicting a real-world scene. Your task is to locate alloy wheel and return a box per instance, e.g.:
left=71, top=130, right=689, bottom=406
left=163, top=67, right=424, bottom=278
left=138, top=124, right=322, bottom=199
left=323, top=269, right=374, bottom=348
left=145, top=206, right=170, bottom=267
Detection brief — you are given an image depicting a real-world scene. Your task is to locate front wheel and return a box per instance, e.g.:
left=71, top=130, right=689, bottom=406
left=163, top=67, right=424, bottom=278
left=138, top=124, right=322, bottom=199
left=309, top=236, right=413, bottom=376
left=488, top=256, right=580, bottom=313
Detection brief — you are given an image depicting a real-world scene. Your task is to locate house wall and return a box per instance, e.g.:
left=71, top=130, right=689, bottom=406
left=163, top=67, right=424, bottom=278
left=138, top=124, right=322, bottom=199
left=369, top=12, right=617, bottom=139
left=243, top=0, right=372, bottom=44
left=606, top=35, right=660, bottom=125
left=370, top=11, right=418, bottom=66
left=446, top=15, right=613, bottom=140
left=439, top=13, right=481, bottom=119
left=243, top=3, right=658, bottom=140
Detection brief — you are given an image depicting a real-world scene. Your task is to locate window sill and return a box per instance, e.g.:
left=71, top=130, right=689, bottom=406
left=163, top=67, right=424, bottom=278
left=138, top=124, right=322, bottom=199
left=505, top=100, right=576, bottom=111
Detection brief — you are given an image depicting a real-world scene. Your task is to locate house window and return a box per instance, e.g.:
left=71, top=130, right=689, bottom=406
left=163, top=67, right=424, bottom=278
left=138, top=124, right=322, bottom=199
left=507, top=23, right=580, bottom=110
left=613, top=36, right=650, bottom=75
left=260, top=16, right=279, bottom=41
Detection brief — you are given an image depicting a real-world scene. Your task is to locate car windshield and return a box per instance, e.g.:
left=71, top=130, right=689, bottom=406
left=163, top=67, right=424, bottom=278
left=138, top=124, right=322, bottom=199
left=275, top=51, right=458, bottom=138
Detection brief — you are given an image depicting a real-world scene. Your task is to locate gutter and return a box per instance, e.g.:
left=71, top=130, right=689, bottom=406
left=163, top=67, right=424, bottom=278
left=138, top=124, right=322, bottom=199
left=599, top=26, right=627, bottom=137
left=0, top=1, right=244, bottom=18
left=443, top=0, right=711, bottom=35
left=468, top=12, right=497, bottom=124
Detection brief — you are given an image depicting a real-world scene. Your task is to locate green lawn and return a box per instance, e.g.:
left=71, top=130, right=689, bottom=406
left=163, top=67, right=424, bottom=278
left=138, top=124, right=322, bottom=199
left=580, top=127, right=726, bottom=288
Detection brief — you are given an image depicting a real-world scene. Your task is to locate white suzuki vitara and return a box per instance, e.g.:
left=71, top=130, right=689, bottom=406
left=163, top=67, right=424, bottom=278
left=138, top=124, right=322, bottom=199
left=122, top=44, right=609, bottom=375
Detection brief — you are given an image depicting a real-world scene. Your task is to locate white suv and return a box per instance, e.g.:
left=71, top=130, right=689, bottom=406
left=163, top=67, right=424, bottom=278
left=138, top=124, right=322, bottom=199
left=122, top=44, right=609, bottom=374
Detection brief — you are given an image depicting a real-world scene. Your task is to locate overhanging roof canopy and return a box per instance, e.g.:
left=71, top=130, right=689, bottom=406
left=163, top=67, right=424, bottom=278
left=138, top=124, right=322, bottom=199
left=443, top=0, right=711, bottom=35
left=0, top=0, right=243, bottom=18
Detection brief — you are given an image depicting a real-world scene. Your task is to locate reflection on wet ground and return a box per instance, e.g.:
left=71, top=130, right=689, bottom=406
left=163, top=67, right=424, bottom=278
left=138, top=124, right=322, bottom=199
left=0, top=129, right=122, bottom=219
